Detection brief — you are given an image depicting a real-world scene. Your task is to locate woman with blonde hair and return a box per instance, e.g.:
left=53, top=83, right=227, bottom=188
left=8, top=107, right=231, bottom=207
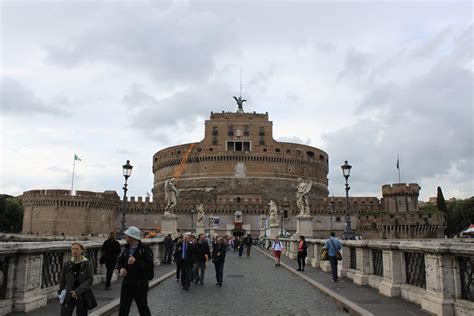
left=272, top=236, right=284, bottom=267
left=58, top=242, right=96, bottom=316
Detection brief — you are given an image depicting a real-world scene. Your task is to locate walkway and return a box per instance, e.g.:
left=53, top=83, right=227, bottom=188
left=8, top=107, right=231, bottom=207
left=110, top=248, right=348, bottom=316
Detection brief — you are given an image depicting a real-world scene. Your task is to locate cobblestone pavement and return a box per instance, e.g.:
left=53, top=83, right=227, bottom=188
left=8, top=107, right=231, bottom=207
left=113, top=248, right=347, bottom=316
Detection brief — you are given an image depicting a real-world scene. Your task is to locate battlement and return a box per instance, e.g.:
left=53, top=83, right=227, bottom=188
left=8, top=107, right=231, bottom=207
left=22, top=189, right=119, bottom=201
left=121, top=196, right=154, bottom=203
left=382, top=183, right=420, bottom=196
left=209, top=111, right=269, bottom=121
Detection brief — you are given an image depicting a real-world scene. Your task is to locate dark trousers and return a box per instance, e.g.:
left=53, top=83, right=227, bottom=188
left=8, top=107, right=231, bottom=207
left=60, top=295, right=88, bottom=316
left=105, top=260, right=116, bottom=288
left=180, top=263, right=192, bottom=289
left=193, top=261, right=206, bottom=284
left=297, top=252, right=306, bottom=270
left=214, top=262, right=224, bottom=284
left=164, top=247, right=173, bottom=264
left=246, top=245, right=251, bottom=257
left=119, top=283, right=151, bottom=316
left=238, top=245, right=244, bottom=257
left=175, top=261, right=181, bottom=280
left=329, top=256, right=338, bottom=281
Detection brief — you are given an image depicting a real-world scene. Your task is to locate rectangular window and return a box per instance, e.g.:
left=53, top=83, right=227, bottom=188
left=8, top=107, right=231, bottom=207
left=259, top=127, right=265, bottom=136
left=228, top=127, right=234, bottom=137
left=235, top=142, right=243, bottom=151
left=243, top=142, right=250, bottom=151
left=212, top=137, right=218, bottom=145
left=244, top=126, right=250, bottom=136
left=212, top=126, right=218, bottom=136
left=227, top=141, right=235, bottom=151
left=259, top=136, right=265, bottom=145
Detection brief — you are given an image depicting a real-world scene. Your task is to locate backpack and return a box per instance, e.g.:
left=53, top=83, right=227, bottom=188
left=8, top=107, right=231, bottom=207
left=138, top=246, right=155, bottom=281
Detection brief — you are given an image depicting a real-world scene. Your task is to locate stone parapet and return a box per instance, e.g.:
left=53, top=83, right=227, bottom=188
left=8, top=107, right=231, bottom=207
left=264, top=237, right=474, bottom=316
left=0, top=238, right=164, bottom=314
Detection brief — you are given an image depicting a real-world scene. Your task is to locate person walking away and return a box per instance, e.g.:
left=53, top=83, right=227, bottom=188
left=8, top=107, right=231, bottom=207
left=173, top=234, right=183, bottom=282
left=58, top=242, right=95, bottom=316
left=324, top=232, right=342, bottom=282
left=164, top=233, right=174, bottom=264
left=272, top=236, right=284, bottom=267
left=297, top=235, right=308, bottom=271
left=193, top=233, right=210, bottom=285
left=117, top=226, right=154, bottom=316
left=238, top=236, right=244, bottom=257
left=101, top=232, right=121, bottom=290
left=180, top=234, right=194, bottom=291
left=245, top=234, right=253, bottom=257
left=212, top=237, right=227, bottom=286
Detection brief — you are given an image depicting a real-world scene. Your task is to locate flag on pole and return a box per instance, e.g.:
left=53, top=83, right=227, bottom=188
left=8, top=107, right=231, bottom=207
left=396, top=155, right=399, bottom=169
left=74, top=154, right=82, bottom=161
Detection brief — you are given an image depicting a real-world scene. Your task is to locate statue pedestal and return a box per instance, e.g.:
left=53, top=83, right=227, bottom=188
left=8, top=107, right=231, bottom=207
left=269, top=224, right=280, bottom=239
left=196, top=224, right=205, bottom=235
left=161, top=214, right=178, bottom=237
left=295, top=215, right=313, bottom=237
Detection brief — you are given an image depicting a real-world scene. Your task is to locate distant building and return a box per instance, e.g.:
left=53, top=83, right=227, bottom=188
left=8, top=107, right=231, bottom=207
left=20, top=101, right=445, bottom=238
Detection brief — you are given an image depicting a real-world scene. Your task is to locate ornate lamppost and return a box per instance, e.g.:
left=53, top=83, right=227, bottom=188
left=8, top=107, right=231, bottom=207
left=341, top=160, right=355, bottom=240
left=119, top=160, right=133, bottom=239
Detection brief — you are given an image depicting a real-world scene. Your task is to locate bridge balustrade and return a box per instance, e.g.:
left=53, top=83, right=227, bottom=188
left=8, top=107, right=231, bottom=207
left=0, top=238, right=164, bottom=315
left=269, top=237, right=474, bottom=316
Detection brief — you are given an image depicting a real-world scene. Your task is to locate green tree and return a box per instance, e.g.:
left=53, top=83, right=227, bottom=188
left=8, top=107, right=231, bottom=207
left=0, top=194, right=24, bottom=232
left=448, top=197, right=474, bottom=236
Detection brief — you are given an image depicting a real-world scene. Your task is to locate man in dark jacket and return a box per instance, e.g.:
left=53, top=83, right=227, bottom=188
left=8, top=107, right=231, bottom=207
left=178, top=234, right=194, bottom=291
left=244, top=234, right=253, bottom=257
left=193, top=233, right=210, bottom=285
left=117, top=226, right=153, bottom=316
left=101, top=231, right=122, bottom=290
left=163, top=233, right=173, bottom=264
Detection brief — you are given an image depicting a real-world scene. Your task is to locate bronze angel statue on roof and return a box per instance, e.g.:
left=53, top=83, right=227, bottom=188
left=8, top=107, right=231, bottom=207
left=233, top=96, right=246, bottom=112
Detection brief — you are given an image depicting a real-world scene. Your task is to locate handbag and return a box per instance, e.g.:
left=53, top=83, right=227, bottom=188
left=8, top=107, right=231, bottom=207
left=330, top=239, right=343, bottom=261
left=99, top=255, right=106, bottom=265
left=320, top=248, right=329, bottom=261
left=83, top=289, right=98, bottom=310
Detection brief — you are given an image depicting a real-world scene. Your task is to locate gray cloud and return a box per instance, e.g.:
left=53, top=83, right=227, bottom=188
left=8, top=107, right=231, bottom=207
left=123, top=81, right=236, bottom=140
left=0, top=77, right=68, bottom=116
left=324, top=26, right=473, bottom=197
left=44, top=4, right=234, bottom=87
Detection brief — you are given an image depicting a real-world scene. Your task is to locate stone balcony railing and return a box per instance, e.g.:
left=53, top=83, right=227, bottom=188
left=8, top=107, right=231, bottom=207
left=272, top=238, right=474, bottom=316
left=0, top=239, right=165, bottom=315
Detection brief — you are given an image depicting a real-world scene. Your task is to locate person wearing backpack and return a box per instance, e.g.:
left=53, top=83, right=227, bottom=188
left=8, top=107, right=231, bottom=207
left=324, top=232, right=342, bottom=282
left=117, top=226, right=153, bottom=316
left=272, top=236, right=284, bottom=267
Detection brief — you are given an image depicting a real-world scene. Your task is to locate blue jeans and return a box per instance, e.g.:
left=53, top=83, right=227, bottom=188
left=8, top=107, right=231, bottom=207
left=329, top=256, right=338, bottom=281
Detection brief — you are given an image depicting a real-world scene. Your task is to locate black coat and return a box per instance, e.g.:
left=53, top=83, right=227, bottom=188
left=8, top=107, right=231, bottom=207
left=164, top=235, right=174, bottom=250
left=175, top=241, right=194, bottom=266
left=193, top=241, right=210, bottom=263
left=117, top=242, right=154, bottom=286
left=58, top=257, right=94, bottom=304
left=101, top=238, right=121, bottom=263
left=212, top=243, right=227, bottom=263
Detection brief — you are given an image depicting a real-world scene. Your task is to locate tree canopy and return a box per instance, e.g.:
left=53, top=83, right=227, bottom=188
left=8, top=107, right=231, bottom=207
left=0, top=194, right=24, bottom=233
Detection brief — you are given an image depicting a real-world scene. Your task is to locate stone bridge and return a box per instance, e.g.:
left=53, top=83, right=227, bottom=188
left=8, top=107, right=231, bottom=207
left=0, top=238, right=473, bottom=315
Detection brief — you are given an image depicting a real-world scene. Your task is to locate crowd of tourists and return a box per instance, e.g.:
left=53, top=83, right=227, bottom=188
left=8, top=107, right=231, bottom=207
left=57, top=227, right=341, bottom=316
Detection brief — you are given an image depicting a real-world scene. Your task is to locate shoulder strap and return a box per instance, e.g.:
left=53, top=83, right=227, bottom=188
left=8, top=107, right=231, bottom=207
left=329, top=238, right=338, bottom=250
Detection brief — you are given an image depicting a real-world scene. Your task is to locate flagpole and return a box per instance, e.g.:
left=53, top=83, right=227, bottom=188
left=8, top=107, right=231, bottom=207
left=71, top=156, right=76, bottom=195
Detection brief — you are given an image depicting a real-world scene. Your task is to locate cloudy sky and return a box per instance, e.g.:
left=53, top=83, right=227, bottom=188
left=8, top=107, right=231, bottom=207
left=1, top=0, right=472, bottom=202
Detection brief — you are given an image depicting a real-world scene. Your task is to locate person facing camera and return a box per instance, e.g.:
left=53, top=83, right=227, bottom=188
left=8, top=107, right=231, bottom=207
left=117, top=226, right=154, bottom=316
left=58, top=242, right=96, bottom=316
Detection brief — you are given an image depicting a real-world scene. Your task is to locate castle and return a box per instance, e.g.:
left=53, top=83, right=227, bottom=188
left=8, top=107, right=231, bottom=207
left=21, top=101, right=445, bottom=238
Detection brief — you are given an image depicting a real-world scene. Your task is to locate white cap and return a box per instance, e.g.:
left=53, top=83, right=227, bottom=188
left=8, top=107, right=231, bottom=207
left=124, top=226, right=141, bottom=240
